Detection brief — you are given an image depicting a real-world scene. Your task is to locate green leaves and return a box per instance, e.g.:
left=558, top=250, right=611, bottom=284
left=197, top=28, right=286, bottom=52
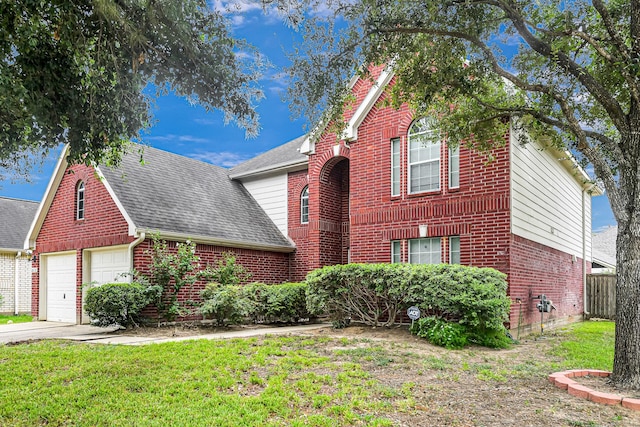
left=305, top=263, right=510, bottom=333
left=84, top=282, right=151, bottom=328
left=200, top=282, right=310, bottom=325
left=0, top=0, right=264, bottom=180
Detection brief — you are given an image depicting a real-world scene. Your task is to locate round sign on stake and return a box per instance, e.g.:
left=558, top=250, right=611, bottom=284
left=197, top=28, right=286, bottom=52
left=407, top=306, right=421, bottom=320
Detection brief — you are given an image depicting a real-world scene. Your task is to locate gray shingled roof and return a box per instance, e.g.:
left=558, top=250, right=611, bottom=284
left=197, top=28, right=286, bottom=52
left=592, top=226, right=617, bottom=267
left=230, top=135, right=308, bottom=178
left=0, top=197, right=39, bottom=250
left=99, top=145, right=293, bottom=250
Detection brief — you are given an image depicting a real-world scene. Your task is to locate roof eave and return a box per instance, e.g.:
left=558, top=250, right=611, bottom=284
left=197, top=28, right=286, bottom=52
left=0, top=247, right=26, bottom=253
left=25, top=146, right=69, bottom=250
left=229, top=160, right=308, bottom=180
left=138, top=229, right=296, bottom=253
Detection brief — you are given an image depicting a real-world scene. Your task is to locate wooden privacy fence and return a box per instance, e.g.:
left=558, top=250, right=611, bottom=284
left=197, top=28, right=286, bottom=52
left=585, top=274, right=616, bottom=320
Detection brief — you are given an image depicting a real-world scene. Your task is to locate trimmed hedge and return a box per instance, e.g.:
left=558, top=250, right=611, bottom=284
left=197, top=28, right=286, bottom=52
left=84, top=282, right=151, bottom=327
left=200, top=282, right=310, bottom=325
left=305, top=263, right=511, bottom=342
left=200, top=283, right=249, bottom=326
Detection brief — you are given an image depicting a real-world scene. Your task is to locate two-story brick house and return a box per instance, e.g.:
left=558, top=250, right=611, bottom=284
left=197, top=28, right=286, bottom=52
left=231, top=66, right=600, bottom=329
left=27, top=65, right=599, bottom=329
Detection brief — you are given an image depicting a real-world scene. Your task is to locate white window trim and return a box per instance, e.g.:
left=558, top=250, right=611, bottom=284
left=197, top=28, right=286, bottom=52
left=449, top=236, right=461, bottom=264
left=391, top=138, right=401, bottom=196
left=391, top=240, right=401, bottom=263
left=449, top=146, right=460, bottom=189
left=408, top=117, right=441, bottom=194
left=76, top=181, right=85, bottom=220
left=300, top=186, right=309, bottom=224
left=408, top=237, right=442, bottom=264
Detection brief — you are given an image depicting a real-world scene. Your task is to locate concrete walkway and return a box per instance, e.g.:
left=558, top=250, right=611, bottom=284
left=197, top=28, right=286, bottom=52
left=0, top=321, right=120, bottom=344
left=0, top=321, right=328, bottom=345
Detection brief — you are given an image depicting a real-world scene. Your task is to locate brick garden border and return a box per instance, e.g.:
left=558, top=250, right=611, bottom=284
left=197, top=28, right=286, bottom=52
left=549, top=369, right=640, bottom=411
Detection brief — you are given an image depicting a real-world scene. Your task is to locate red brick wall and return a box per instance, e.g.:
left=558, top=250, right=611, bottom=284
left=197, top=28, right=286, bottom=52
left=318, top=159, right=349, bottom=266
left=133, top=239, right=291, bottom=320
left=288, top=170, right=310, bottom=281
left=508, top=234, right=585, bottom=330
left=33, top=164, right=292, bottom=321
left=32, top=164, right=134, bottom=318
left=303, top=72, right=512, bottom=272
left=36, top=164, right=133, bottom=254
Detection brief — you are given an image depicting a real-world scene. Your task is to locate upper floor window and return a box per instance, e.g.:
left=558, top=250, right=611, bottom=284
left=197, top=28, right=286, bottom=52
left=449, top=146, right=460, bottom=189
left=76, top=181, right=85, bottom=220
left=391, top=138, right=401, bottom=196
left=408, top=237, right=441, bottom=264
left=408, top=117, right=441, bottom=194
left=300, top=186, right=309, bottom=224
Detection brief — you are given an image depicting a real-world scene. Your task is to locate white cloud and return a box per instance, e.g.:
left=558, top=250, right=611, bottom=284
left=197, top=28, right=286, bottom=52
left=265, top=70, right=289, bottom=92
left=145, top=134, right=211, bottom=144
left=194, top=118, right=217, bottom=125
left=189, top=150, right=254, bottom=168
left=210, top=0, right=281, bottom=28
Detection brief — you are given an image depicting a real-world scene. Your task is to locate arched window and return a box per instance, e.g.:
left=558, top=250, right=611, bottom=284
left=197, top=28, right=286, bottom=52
left=76, top=181, right=85, bottom=220
left=408, top=117, right=441, bottom=193
left=300, top=186, right=309, bottom=224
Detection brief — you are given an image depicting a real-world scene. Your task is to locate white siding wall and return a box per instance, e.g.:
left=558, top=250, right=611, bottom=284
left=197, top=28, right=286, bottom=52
left=510, top=129, right=592, bottom=259
left=241, top=174, right=289, bottom=236
left=0, top=253, right=32, bottom=314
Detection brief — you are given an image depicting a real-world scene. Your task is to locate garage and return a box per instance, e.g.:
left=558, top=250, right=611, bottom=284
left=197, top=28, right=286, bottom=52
left=88, top=246, right=130, bottom=285
left=44, top=253, right=77, bottom=323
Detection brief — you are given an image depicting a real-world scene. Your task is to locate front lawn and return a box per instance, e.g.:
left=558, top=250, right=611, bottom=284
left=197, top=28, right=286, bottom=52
left=0, top=321, right=636, bottom=427
left=0, top=314, right=32, bottom=325
left=553, top=320, right=615, bottom=371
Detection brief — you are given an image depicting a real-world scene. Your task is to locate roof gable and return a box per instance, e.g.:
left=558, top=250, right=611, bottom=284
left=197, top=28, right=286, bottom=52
left=229, top=135, right=308, bottom=179
left=0, top=197, right=39, bottom=251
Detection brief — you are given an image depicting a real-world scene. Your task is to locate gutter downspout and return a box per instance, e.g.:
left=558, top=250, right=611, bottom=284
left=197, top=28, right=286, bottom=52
left=128, top=232, right=145, bottom=279
left=582, top=189, right=589, bottom=317
left=14, top=252, right=21, bottom=315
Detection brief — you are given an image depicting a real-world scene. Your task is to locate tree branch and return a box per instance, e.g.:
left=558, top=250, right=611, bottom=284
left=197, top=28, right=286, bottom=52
left=498, top=0, right=628, bottom=132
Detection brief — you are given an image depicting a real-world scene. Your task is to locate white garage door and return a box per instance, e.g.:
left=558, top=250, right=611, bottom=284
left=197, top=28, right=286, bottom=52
left=46, top=253, right=77, bottom=323
left=90, top=247, right=130, bottom=285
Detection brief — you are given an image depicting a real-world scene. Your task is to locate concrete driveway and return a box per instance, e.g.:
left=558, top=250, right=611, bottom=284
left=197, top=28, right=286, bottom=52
left=0, top=321, right=119, bottom=345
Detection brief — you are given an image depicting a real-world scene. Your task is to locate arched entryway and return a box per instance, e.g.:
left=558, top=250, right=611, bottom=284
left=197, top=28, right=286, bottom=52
left=317, top=156, right=350, bottom=266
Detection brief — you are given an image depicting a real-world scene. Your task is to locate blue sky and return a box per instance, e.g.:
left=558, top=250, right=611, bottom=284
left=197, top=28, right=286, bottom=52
left=0, top=3, right=617, bottom=232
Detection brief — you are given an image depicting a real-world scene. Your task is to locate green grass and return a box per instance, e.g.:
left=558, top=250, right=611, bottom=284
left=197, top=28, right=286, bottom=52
left=0, top=336, right=403, bottom=426
left=0, top=314, right=32, bottom=325
left=552, top=320, right=615, bottom=371
left=0, top=321, right=619, bottom=426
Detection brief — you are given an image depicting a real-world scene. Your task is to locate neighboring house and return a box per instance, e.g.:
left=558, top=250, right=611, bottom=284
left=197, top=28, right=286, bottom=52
left=0, top=197, right=38, bottom=315
left=29, top=65, right=600, bottom=329
left=592, top=226, right=617, bottom=273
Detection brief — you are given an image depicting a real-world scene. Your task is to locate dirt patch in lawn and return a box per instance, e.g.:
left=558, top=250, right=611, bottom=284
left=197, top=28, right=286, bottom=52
left=118, top=323, right=640, bottom=426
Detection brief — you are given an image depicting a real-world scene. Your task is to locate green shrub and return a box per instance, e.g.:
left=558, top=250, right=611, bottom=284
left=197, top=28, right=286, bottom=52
left=199, top=283, right=250, bottom=326
left=306, top=264, right=410, bottom=327
left=242, top=282, right=310, bottom=324
left=468, top=328, right=512, bottom=349
left=404, top=264, right=510, bottom=332
left=84, top=282, right=151, bottom=328
left=241, top=282, right=269, bottom=322
left=200, top=282, right=310, bottom=326
left=410, top=316, right=468, bottom=349
left=263, top=282, right=309, bottom=323
left=305, top=263, right=511, bottom=345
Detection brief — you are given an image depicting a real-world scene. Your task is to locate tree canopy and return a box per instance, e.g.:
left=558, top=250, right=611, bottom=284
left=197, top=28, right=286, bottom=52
left=275, top=0, right=640, bottom=389
left=0, top=0, right=264, bottom=180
